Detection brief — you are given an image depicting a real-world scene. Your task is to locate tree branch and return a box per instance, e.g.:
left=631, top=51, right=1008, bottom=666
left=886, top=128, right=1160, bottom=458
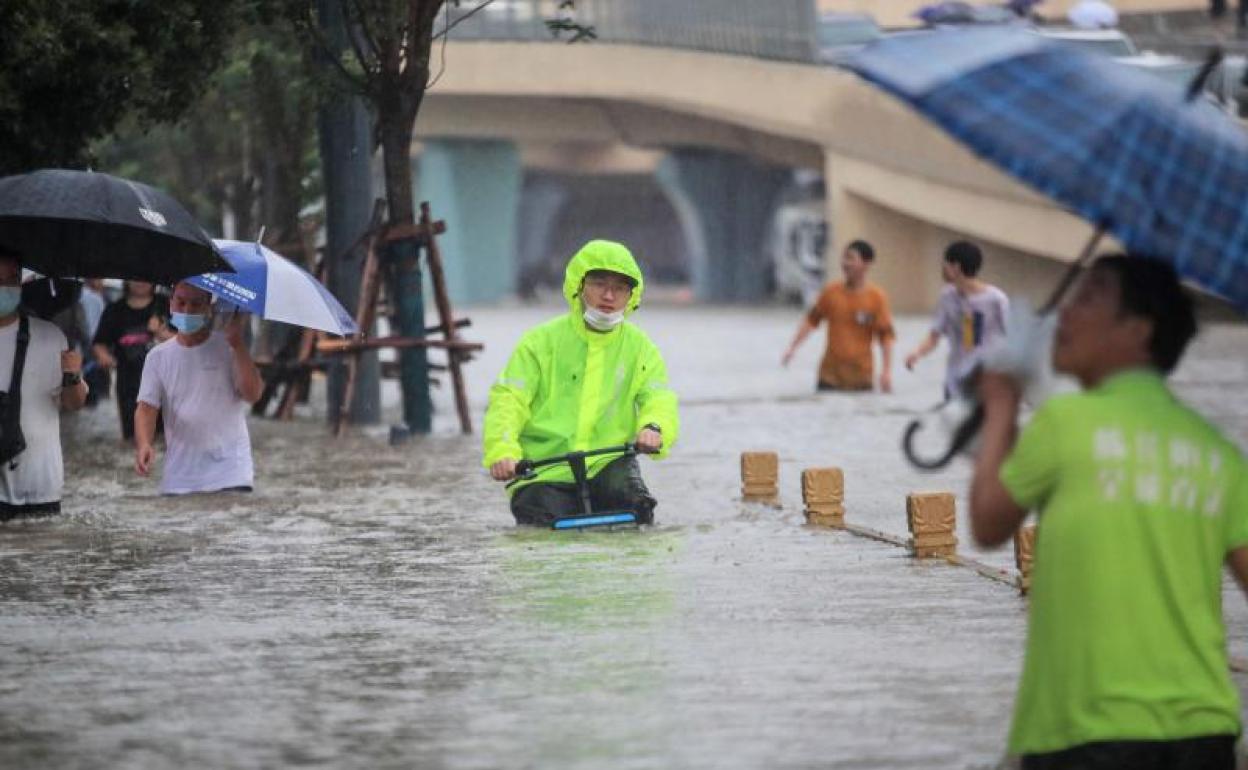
left=299, top=4, right=375, bottom=96
left=348, top=0, right=383, bottom=67
left=343, top=5, right=382, bottom=83
left=400, top=0, right=437, bottom=94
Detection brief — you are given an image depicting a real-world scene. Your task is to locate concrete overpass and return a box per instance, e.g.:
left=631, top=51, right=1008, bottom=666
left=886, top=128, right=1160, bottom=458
left=412, top=0, right=1204, bottom=310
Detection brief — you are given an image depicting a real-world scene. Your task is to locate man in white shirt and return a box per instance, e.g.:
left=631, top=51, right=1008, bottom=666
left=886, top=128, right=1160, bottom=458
left=134, top=282, right=264, bottom=494
left=0, top=250, right=88, bottom=519
left=904, top=240, right=1010, bottom=399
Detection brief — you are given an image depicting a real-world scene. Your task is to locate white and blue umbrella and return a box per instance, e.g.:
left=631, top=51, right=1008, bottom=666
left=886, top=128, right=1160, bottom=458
left=189, top=240, right=357, bottom=335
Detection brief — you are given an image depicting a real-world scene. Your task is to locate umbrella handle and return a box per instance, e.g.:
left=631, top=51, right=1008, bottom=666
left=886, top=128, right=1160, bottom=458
left=1185, top=49, right=1224, bottom=103
left=902, top=401, right=986, bottom=470
left=1040, top=226, right=1106, bottom=314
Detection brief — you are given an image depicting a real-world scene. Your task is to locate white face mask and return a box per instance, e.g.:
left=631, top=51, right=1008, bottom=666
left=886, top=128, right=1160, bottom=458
left=582, top=305, right=625, bottom=331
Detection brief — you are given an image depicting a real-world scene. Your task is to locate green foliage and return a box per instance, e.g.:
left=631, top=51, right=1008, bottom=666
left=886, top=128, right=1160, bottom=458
left=547, top=0, right=596, bottom=41
left=94, top=16, right=322, bottom=244
left=0, top=0, right=243, bottom=175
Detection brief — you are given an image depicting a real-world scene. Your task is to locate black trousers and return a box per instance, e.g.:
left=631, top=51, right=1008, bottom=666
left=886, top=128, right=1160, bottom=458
left=116, top=369, right=141, bottom=441
left=0, top=500, right=61, bottom=521
left=509, top=455, right=656, bottom=527
left=1021, top=735, right=1237, bottom=770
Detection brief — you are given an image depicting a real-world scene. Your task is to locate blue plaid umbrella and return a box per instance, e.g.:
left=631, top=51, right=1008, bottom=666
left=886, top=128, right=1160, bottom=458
left=847, top=27, right=1248, bottom=311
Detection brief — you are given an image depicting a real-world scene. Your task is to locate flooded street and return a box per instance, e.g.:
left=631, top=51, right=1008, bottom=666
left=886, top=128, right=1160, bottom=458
left=2, top=302, right=1246, bottom=769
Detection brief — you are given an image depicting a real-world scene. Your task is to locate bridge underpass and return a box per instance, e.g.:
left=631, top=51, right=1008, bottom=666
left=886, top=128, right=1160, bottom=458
left=412, top=39, right=1103, bottom=310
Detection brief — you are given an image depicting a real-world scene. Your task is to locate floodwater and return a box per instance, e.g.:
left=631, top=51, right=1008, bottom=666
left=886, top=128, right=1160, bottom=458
left=2, top=302, right=1246, bottom=769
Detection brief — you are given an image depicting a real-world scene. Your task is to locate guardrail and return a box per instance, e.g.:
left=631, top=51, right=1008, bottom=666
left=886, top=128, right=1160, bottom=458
left=446, top=0, right=820, bottom=63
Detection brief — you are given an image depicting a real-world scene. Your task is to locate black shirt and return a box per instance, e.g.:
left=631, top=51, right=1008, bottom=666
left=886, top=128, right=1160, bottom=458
left=92, top=296, right=168, bottom=380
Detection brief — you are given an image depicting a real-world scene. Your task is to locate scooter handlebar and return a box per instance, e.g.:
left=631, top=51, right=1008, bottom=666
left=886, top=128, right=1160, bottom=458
left=508, top=443, right=647, bottom=484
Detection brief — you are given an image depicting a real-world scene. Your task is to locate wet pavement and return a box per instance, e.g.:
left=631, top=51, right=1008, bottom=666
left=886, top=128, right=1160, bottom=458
left=1, top=301, right=1246, bottom=769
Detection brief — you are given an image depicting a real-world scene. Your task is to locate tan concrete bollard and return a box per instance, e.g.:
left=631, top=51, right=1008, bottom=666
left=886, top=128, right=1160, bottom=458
left=906, top=492, right=958, bottom=558
left=740, top=451, right=779, bottom=505
left=1014, top=525, right=1037, bottom=595
left=801, top=468, right=845, bottom=527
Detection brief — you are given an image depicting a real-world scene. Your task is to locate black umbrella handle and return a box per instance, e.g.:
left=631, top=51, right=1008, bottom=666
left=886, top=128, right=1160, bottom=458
left=902, top=401, right=986, bottom=471
left=1185, top=48, right=1224, bottom=103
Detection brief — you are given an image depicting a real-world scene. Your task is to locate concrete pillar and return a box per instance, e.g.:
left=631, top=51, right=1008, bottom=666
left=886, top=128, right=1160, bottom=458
left=906, top=492, right=958, bottom=558
left=416, top=139, right=522, bottom=305
left=740, top=451, right=780, bottom=505
left=514, top=175, right=570, bottom=298
left=316, top=0, right=380, bottom=426
left=1014, top=525, right=1036, bottom=595
left=656, top=149, right=789, bottom=302
left=802, top=468, right=845, bottom=527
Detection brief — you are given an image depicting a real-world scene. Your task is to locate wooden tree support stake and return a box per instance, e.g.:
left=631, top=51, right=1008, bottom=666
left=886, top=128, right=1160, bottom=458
left=318, top=336, right=483, bottom=354
left=419, top=201, right=474, bottom=435
left=335, top=200, right=388, bottom=437
left=330, top=200, right=482, bottom=437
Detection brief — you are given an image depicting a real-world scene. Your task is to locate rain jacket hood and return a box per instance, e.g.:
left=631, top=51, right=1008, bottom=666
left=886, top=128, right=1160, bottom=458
left=563, top=239, right=645, bottom=320
left=483, top=240, right=679, bottom=494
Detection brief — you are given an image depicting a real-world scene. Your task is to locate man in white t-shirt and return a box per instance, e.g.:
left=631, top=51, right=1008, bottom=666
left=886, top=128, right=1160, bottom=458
left=134, top=282, right=264, bottom=494
left=0, top=250, right=88, bottom=519
left=904, top=240, right=1010, bottom=399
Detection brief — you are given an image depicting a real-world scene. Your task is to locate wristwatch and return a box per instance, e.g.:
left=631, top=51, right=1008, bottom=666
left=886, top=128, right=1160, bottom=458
left=61, top=371, right=82, bottom=387
left=642, top=422, right=662, bottom=434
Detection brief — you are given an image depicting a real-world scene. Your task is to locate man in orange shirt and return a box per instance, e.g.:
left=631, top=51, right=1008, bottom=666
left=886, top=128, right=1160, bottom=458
left=782, top=239, right=895, bottom=392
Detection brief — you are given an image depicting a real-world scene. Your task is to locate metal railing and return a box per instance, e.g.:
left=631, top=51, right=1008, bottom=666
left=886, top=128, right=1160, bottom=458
left=445, top=0, right=819, bottom=63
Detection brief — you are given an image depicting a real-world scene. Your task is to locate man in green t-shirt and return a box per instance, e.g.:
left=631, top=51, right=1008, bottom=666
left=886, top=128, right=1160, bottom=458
left=970, top=254, right=1248, bottom=769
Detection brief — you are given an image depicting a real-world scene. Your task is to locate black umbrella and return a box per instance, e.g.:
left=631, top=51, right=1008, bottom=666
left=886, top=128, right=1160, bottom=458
left=0, top=169, right=232, bottom=284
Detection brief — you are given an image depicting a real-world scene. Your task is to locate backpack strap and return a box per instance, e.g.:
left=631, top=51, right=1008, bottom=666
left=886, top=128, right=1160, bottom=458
left=6, top=313, right=29, bottom=407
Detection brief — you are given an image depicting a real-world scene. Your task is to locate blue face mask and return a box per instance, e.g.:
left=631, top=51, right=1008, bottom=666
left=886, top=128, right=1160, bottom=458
left=0, top=287, right=19, bottom=316
left=171, top=312, right=207, bottom=334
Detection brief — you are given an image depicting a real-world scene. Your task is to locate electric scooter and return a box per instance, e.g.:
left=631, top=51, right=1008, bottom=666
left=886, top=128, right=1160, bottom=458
left=507, top=443, right=650, bottom=530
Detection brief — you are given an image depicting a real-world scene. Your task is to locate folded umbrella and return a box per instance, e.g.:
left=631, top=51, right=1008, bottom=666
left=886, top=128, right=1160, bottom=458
left=0, top=169, right=231, bottom=283
left=190, top=240, right=357, bottom=336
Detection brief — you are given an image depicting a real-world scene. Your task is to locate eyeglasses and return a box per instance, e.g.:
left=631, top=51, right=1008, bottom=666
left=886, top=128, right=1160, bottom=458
left=584, top=277, right=634, bottom=296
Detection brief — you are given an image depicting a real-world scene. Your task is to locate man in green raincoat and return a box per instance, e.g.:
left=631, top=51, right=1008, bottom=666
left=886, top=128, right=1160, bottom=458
left=483, top=240, right=679, bottom=526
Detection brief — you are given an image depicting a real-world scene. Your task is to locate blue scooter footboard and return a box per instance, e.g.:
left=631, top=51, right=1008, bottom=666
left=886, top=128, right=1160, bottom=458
left=552, top=511, right=638, bottom=530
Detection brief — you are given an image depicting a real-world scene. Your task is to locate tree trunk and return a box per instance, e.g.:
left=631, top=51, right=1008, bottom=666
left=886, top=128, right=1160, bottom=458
left=378, top=105, right=432, bottom=433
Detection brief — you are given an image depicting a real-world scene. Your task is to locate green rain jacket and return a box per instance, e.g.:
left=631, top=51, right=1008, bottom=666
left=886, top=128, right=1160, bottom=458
left=482, top=240, right=680, bottom=493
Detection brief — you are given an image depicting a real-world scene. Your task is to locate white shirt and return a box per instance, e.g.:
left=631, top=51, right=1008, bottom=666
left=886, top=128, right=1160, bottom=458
left=0, top=316, right=67, bottom=505
left=137, top=333, right=254, bottom=495
left=931, top=284, right=1010, bottom=396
